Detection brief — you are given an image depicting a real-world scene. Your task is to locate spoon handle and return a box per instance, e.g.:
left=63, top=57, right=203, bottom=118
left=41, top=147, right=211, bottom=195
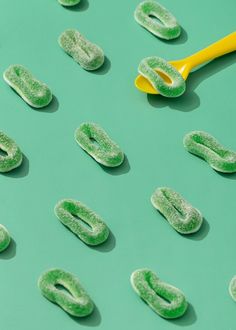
left=185, top=32, right=236, bottom=69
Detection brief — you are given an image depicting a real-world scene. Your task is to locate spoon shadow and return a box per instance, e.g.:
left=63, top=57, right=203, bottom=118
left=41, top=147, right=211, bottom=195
left=147, top=52, right=236, bottom=112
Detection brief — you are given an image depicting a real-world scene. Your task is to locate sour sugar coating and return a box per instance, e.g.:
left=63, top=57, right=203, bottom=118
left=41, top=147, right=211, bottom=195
left=54, top=199, right=109, bottom=246
left=58, top=29, right=104, bottom=71
left=134, top=0, right=181, bottom=40
left=0, top=132, right=22, bottom=173
left=229, top=276, right=236, bottom=301
left=151, top=187, right=203, bottom=234
left=38, top=268, right=94, bottom=317
left=0, top=225, right=11, bottom=252
left=138, top=57, right=185, bottom=97
left=131, top=269, right=187, bottom=319
left=184, top=131, right=236, bottom=173
left=3, top=65, right=52, bottom=108
left=75, top=122, right=124, bottom=167
left=58, top=0, right=80, bottom=6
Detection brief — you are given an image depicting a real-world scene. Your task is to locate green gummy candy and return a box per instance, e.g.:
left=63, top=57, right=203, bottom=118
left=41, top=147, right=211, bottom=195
left=54, top=199, right=110, bottom=246
left=58, top=0, right=80, bottom=6
left=138, top=56, right=186, bottom=97
left=58, top=29, right=104, bottom=71
left=131, top=269, right=188, bottom=319
left=134, top=0, right=181, bottom=40
left=0, top=225, right=11, bottom=252
left=229, top=276, right=236, bottom=301
left=75, top=122, right=124, bottom=167
left=0, top=131, right=22, bottom=173
left=38, top=268, right=94, bottom=317
left=3, top=65, right=52, bottom=108
left=151, top=187, right=203, bottom=234
left=184, top=130, right=236, bottom=173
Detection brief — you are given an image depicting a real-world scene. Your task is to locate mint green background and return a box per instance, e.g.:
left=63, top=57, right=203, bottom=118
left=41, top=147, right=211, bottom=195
left=0, top=0, right=236, bottom=329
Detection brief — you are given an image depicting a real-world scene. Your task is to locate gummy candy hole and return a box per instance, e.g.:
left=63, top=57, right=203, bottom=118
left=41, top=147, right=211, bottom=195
left=0, top=148, right=8, bottom=157
left=171, top=203, right=184, bottom=216
left=162, top=190, right=184, bottom=216
left=89, top=137, right=100, bottom=148
left=149, top=14, right=163, bottom=26
left=72, top=213, right=93, bottom=231
left=146, top=274, right=172, bottom=304
left=154, top=290, right=172, bottom=304
left=192, top=136, right=225, bottom=156
left=155, top=70, right=172, bottom=84
left=157, top=292, right=172, bottom=304
left=55, top=284, right=72, bottom=296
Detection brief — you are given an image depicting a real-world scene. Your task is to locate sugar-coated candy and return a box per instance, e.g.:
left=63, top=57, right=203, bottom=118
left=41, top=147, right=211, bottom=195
left=0, top=131, right=22, bottom=173
left=131, top=268, right=188, bottom=319
left=151, top=187, right=203, bottom=234
left=0, top=225, right=11, bottom=252
left=184, top=130, right=236, bottom=173
left=38, top=268, right=94, bottom=317
left=75, top=122, right=124, bottom=167
left=58, top=0, right=80, bottom=6
left=54, top=199, right=109, bottom=246
left=138, top=57, right=186, bottom=97
left=134, top=0, right=181, bottom=40
left=58, top=29, right=104, bottom=70
left=3, top=65, right=52, bottom=108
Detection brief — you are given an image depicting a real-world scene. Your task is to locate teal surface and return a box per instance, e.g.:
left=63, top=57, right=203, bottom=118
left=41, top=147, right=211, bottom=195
left=0, top=0, right=236, bottom=329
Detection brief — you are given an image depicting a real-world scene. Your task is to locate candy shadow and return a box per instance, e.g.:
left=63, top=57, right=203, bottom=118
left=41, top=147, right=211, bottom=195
left=90, top=57, right=111, bottom=75
left=159, top=27, right=188, bottom=45
left=183, top=218, right=210, bottom=241
left=217, top=171, right=236, bottom=181
left=147, top=52, right=236, bottom=112
left=155, top=210, right=209, bottom=240
left=69, top=304, right=101, bottom=327
left=0, top=238, right=16, bottom=260
left=90, top=230, right=116, bottom=253
left=9, top=86, right=59, bottom=113
left=168, top=303, right=197, bottom=327
left=4, top=154, right=29, bottom=178
left=101, top=155, right=130, bottom=176
left=186, top=155, right=236, bottom=181
left=59, top=220, right=115, bottom=252
left=63, top=0, right=89, bottom=11
left=36, top=95, right=59, bottom=113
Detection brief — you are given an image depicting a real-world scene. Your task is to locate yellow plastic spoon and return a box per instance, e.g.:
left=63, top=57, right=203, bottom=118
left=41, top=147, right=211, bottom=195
left=135, top=32, right=236, bottom=94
